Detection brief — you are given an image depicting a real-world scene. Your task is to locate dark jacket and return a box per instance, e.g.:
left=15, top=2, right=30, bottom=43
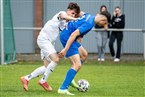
left=111, top=14, right=125, bottom=29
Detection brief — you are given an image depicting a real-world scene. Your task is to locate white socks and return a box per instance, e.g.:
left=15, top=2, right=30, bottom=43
left=24, top=61, right=57, bottom=83
left=40, top=61, right=57, bottom=83
left=25, top=66, right=46, bottom=81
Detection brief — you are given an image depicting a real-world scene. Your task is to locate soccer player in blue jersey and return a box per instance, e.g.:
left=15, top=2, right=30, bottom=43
left=57, top=11, right=110, bottom=95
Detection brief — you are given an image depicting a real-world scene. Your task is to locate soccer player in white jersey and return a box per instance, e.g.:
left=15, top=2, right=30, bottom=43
left=20, top=2, right=80, bottom=92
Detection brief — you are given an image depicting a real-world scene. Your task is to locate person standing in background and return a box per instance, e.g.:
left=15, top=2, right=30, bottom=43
left=95, top=5, right=111, bottom=61
left=109, top=6, right=125, bottom=62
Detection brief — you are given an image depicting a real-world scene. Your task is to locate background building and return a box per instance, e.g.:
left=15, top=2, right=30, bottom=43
left=11, top=0, right=145, bottom=54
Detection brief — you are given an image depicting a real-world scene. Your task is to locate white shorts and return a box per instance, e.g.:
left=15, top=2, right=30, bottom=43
left=37, top=38, right=56, bottom=61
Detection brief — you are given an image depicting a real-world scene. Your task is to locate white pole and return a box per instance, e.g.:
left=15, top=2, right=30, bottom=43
left=143, top=31, right=145, bottom=60
left=0, top=0, right=4, bottom=64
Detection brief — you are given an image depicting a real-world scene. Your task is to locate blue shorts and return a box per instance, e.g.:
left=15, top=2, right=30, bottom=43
left=60, top=30, right=81, bottom=58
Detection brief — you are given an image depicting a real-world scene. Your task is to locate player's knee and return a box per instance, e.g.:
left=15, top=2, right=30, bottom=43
left=81, top=52, right=88, bottom=61
left=84, top=52, right=88, bottom=58
left=77, top=64, right=82, bottom=70
left=52, top=56, right=59, bottom=63
left=76, top=63, right=82, bottom=71
left=72, top=63, right=82, bottom=71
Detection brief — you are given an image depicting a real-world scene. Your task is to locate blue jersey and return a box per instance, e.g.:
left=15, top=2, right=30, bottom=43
left=60, top=13, right=95, bottom=58
left=66, top=13, right=95, bottom=36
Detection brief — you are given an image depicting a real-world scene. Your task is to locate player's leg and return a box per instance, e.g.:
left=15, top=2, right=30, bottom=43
left=21, top=52, right=50, bottom=81
left=39, top=53, right=59, bottom=91
left=78, top=45, right=88, bottom=62
left=20, top=65, right=47, bottom=91
left=69, top=59, right=79, bottom=89
left=76, top=37, right=88, bottom=63
left=37, top=39, right=58, bottom=91
left=38, top=57, right=54, bottom=91
left=69, top=45, right=87, bottom=89
left=58, top=54, right=81, bottom=95
left=20, top=52, right=50, bottom=91
left=39, top=53, right=59, bottom=82
left=63, top=37, right=86, bottom=63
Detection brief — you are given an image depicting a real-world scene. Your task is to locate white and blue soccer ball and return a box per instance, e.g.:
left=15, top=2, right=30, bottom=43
left=77, top=79, right=90, bottom=92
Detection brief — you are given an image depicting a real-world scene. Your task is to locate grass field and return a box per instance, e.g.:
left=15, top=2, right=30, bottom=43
left=0, top=59, right=145, bottom=97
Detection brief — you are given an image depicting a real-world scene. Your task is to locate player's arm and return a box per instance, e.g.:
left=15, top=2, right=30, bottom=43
left=59, top=13, right=77, bottom=21
left=104, top=22, right=109, bottom=30
left=65, top=29, right=80, bottom=50
left=59, top=29, right=80, bottom=58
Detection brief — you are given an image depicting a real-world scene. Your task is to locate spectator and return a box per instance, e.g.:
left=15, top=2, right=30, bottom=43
left=95, top=5, right=111, bottom=61
left=109, top=6, right=125, bottom=62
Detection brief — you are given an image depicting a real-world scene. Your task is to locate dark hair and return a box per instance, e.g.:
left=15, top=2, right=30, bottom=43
left=67, top=2, right=80, bottom=14
left=100, top=11, right=111, bottom=23
left=115, top=6, right=121, bottom=9
left=100, top=5, right=107, bottom=12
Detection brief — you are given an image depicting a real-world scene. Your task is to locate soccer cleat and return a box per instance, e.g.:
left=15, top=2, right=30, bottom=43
left=58, top=89, right=75, bottom=95
left=20, top=76, right=29, bottom=91
left=70, top=79, right=79, bottom=89
left=38, top=81, right=52, bottom=92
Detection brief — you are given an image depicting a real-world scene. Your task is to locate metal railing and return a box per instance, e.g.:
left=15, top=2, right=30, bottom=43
left=92, top=28, right=145, bottom=60
left=12, top=27, right=145, bottom=59
left=2, top=27, right=145, bottom=61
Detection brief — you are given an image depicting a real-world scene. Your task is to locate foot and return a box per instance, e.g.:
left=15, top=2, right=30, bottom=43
left=114, top=58, right=120, bottom=62
left=101, top=58, right=105, bottom=61
left=98, top=58, right=101, bottom=61
left=38, top=81, right=52, bottom=92
left=70, top=79, right=79, bottom=89
left=20, top=76, right=29, bottom=91
left=58, top=89, right=75, bottom=95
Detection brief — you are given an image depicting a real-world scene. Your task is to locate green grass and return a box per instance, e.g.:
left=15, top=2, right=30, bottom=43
left=0, top=59, right=145, bottom=97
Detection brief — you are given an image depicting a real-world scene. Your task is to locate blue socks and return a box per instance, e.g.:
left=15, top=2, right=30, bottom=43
left=60, top=68, right=77, bottom=90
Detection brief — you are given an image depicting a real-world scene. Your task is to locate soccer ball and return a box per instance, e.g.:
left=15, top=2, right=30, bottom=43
left=77, top=79, right=90, bottom=92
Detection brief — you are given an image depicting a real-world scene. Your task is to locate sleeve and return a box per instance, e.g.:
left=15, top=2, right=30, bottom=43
left=57, top=11, right=67, bottom=20
left=78, top=22, right=93, bottom=35
left=77, top=15, right=94, bottom=35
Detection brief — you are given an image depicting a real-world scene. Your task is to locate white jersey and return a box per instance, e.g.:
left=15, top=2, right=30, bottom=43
left=38, top=11, right=67, bottom=43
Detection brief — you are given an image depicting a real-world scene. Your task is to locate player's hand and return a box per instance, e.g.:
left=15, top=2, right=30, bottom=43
left=58, top=48, right=67, bottom=58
